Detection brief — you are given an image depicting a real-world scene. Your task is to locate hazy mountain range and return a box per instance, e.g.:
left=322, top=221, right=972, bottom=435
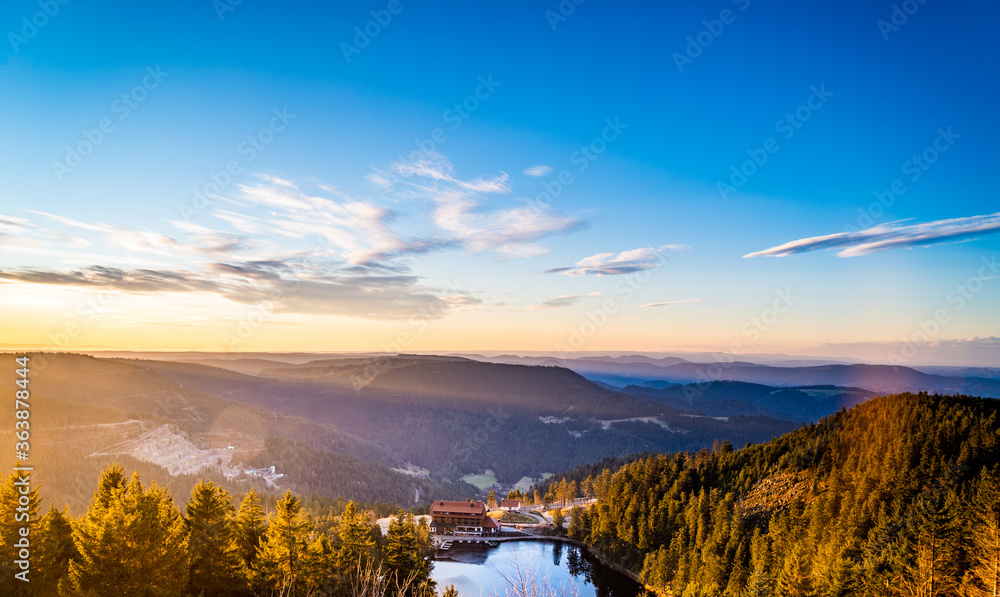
left=6, top=350, right=996, bottom=514
left=452, top=354, right=1000, bottom=397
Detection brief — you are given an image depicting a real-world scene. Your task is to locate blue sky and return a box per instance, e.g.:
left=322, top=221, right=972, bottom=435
left=1, top=0, right=998, bottom=364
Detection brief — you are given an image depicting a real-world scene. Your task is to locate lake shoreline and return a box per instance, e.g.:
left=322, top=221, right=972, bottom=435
left=432, top=536, right=644, bottom=596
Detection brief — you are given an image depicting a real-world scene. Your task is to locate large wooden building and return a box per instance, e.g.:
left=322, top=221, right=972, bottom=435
left=429, top=500, right=499, bottom=536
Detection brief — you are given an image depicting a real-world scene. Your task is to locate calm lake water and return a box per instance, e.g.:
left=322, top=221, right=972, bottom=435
left=431, top=540, right=642, bottom=597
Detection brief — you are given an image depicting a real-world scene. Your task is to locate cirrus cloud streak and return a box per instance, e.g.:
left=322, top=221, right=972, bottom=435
left=745, top=212, right=1000, bottom=258
left=543, top=245, right=689, bottom=276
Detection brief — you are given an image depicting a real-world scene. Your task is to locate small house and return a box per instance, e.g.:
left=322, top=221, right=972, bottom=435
left=500, top=498, right=521, bottom=512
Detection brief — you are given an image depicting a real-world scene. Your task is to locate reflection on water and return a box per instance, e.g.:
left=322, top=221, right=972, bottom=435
left=431, top=540, right=640, bottom=597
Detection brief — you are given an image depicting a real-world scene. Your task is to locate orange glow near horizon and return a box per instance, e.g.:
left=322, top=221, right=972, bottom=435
left=0, top=284, right=995, bottom=367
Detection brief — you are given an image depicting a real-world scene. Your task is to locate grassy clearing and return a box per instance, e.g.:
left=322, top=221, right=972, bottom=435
left=512, top=472, right=552, bottom=493
left=497, top=511, right=540, bottom=525
left=461, top=469, right=497, bottom=490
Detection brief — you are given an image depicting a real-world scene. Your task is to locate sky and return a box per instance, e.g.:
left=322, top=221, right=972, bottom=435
left=0, top=0, right=998, bottom=365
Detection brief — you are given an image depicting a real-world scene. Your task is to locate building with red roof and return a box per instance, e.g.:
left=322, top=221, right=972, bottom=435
left=500, top=498, right=522, bottom=511
left=429, top=500, right=499, bottom=536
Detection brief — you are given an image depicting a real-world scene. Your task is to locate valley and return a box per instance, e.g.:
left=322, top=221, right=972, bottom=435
left=8, top=349, right=997, bottom=519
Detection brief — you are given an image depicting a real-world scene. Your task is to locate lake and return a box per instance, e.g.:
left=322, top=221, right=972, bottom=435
left=431, top=540, right=642, bottom=597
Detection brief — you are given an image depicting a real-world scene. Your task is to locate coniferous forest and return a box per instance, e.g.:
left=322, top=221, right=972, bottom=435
left=0, top=464, right=444, bottom=597
left=567, top=392, right=1000, bottom=596
left=3, top=391, right=999, bottom=596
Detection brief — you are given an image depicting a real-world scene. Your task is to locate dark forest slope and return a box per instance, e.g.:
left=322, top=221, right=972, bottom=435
left=145, top=355, right=800, bottom=483
left=0, top=353, right=469, bottom=512
left=573, top=392, right=1000, bottom=596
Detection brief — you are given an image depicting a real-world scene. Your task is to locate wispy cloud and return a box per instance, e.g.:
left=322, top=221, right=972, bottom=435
left=2, top=153, right=585, bottom=321
left=27, top=210, right=185, bottom=256
left=0, top=214, right=33, bottom=237
left=523, top=165, right=552, bottom=177
left=374, top=152, right=581, bottom=260
left=0, top=214, right=46, bottom=249
left=2, top=184, right=462, bottom=319
left=744, top=212, right=1000, bottom=258
left=0, top=263, right=449, bottom=320
left=543, top=245, right=688, bottom=276
left=222, top=181, right=415, bottom=266
left=169, top=221, right=259, bottom=257
left=641, top=298, right=700, bottom=308
left=530, top=292, right=601, bottom=310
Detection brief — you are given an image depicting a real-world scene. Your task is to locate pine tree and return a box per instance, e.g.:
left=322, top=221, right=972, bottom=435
left=34, top=506, right=76, bottom=596
left=557, top=478, right=571, bottom=507
left=777, top=532, right=814, bottom=596
left=822, top=552, right=857, bottom=597
left=254, top=490, right=313, bottom=596
left=441, top=585, right=459, bottom=597
left=0, top=469, right=40, bottom=594
left=966, top=469, right=1000, bottom=597
left=742, top=564, right=771, bottom=597
left=552, top=507, right=565, bottom=533
left=414, top=516, right=434, bottom=555
left=724, top=536, right=750, bottom=596
left=234, top=488, right=267, bottom=569
left=63, top=466, right=188, bottom=597
left=640, top=547, right=672, bottom=591
left=898, top=492, right=958, bottom=597
left=487, top=489, right=497, bottom=510
left=568, top=505, right=584, bottom=540
left=302, top=533, right=336, bottom=596
left=744, top=529, right=772, bottom=597
left=385, top=514, right=420, bottom=592
left=184, top=480, right=243, bottom=596
left=336, top=501, right=375, bottom=577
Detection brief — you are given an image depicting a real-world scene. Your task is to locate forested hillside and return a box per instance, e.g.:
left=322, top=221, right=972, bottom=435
left=0, top=354, right=470, bottom=513
left=142, top=354, right=800, bottom=483
left=0, top=464, right=445, bottom=596
left=570, top=393, right=1000, bottom=596
left=622, top=381, right=875, bottom=422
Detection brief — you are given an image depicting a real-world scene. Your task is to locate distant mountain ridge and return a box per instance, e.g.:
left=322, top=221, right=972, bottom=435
left=633, top=361, right=1000, bottom=397
left=454, top=354, right=1000, bottom=398
left=0, top=353, right=470, bottom=512
left=14, top=351, right=996, bottom=515
left=142, top=354, right=800, bottom=484
left=622, top=380, right=876, bottom=422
